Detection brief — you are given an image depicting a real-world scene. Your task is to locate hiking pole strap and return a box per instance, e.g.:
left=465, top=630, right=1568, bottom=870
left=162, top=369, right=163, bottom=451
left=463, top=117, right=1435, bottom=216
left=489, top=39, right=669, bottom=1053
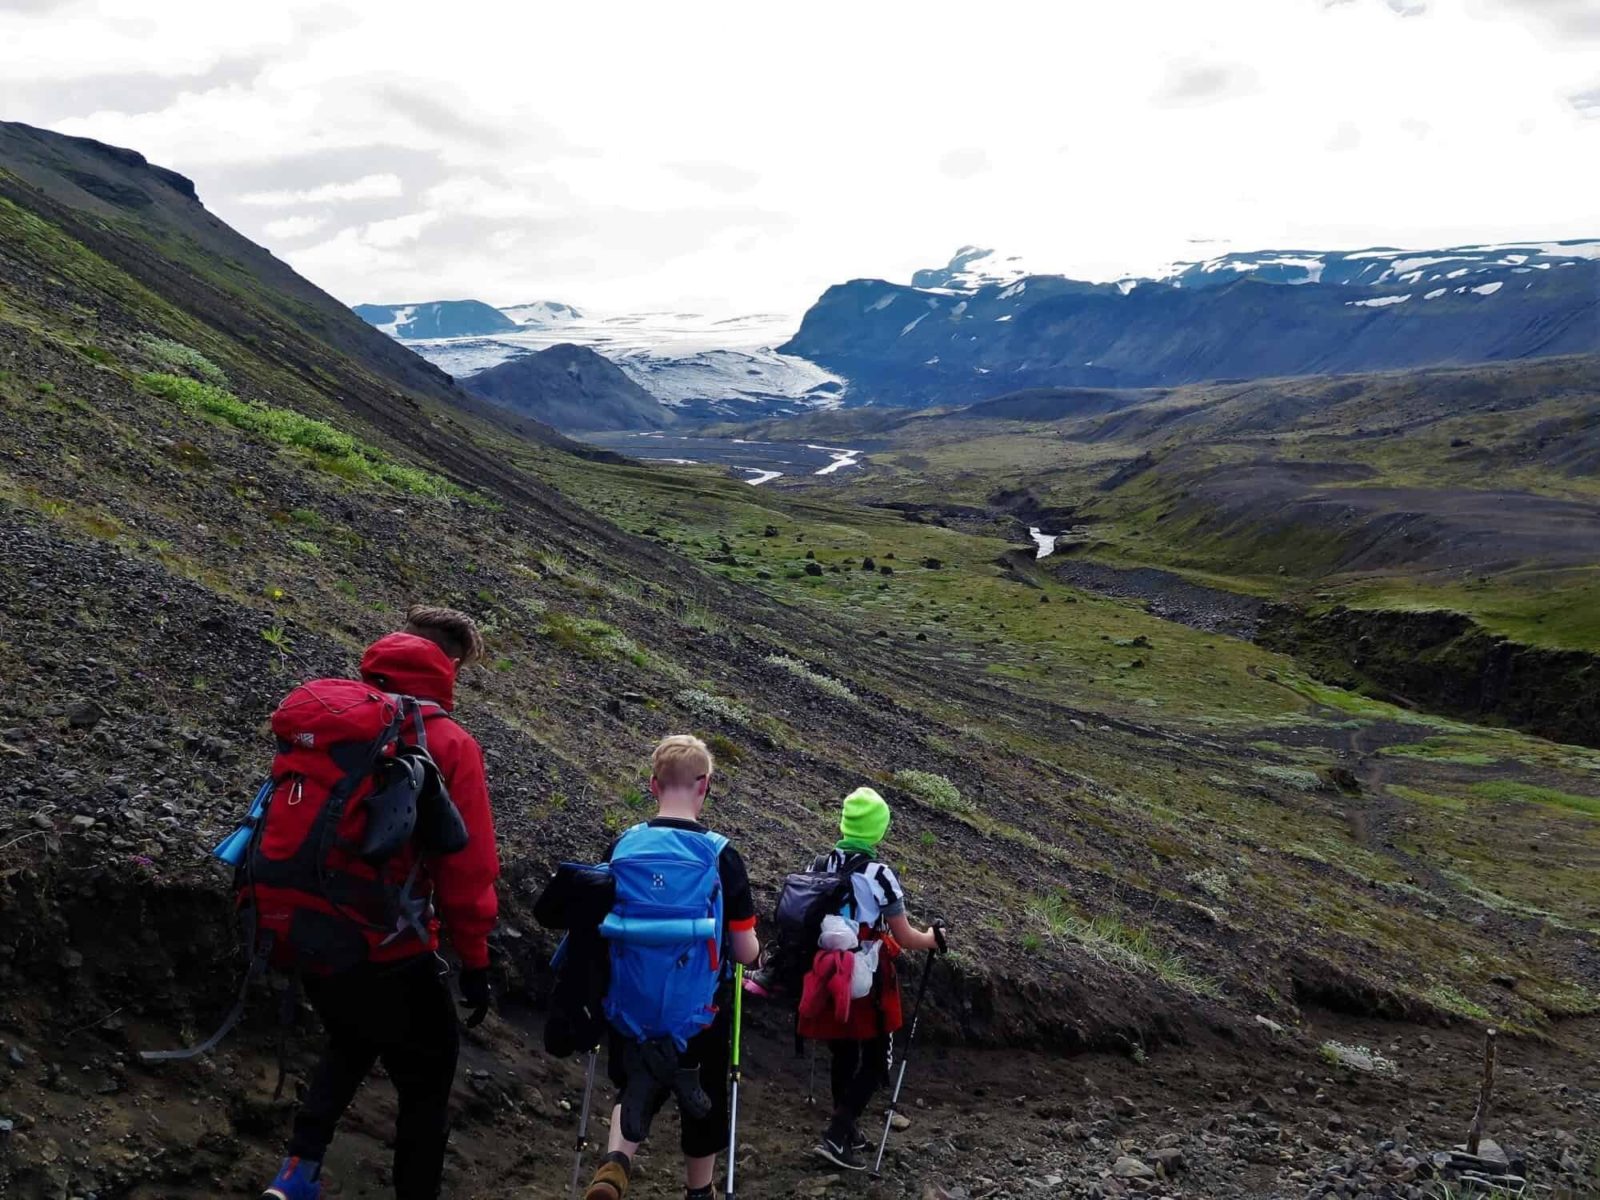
left=138, top=944, right=270, bottom=1063
left=726, top=962, right=744, bottom=1200
left=870, top=950, right=937, bottom=1178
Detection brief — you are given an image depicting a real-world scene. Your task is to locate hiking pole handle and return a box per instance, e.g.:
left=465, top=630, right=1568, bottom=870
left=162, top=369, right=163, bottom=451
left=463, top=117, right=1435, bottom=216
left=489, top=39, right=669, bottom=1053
left=726, top=962, right=745, bottom=1200
left=870, top=949, right=938, bottom=1180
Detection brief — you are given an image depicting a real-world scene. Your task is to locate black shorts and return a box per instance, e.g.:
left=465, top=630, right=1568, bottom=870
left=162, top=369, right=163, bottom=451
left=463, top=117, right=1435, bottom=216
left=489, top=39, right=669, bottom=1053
left=607, top=1003, right=732, bottom=1158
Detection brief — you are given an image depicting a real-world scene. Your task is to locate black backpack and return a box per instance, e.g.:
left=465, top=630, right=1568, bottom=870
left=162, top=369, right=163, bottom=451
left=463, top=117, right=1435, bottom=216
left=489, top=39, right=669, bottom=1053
left=765, top=851, right=871, bottom=1000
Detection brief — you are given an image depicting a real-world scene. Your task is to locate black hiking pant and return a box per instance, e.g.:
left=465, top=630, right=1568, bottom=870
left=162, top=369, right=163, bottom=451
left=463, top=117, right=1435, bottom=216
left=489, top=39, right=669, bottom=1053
left=288, top=953, right=459, bottom=1199
left=827, top=1034, right=891, bottom=1131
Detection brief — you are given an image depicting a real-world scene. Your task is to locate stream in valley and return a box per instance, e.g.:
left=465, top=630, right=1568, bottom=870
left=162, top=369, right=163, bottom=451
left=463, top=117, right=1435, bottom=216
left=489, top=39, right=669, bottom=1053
left=578, top=432, right=864, bottom=485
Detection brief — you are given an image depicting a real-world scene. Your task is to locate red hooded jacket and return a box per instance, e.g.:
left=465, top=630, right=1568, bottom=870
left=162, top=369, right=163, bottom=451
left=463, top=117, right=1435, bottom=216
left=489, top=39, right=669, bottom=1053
left=358, top=633, right=500, bottom=969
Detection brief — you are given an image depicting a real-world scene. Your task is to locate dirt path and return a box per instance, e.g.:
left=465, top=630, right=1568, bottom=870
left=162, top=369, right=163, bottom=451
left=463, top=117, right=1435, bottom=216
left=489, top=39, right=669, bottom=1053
left=7, top=995, right=1595, bottom=1200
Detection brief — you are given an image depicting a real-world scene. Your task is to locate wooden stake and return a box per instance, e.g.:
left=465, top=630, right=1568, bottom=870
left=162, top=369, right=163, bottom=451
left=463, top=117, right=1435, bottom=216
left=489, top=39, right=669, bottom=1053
left=1466, top=1027, right=1498, bottom=1156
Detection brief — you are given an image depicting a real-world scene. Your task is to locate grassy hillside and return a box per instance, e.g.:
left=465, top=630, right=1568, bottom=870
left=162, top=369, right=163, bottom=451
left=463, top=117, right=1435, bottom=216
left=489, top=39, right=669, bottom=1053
left=797, top=358, right=1600, bottom=652
left=1, top=124, right=1597, bottom=1196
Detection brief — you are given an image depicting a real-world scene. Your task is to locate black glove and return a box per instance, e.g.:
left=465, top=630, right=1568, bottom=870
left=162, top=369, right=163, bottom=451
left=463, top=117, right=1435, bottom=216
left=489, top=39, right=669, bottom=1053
left=459, top=967, right=491, bottom=1028
left=932, top=920, right=949, bottom=955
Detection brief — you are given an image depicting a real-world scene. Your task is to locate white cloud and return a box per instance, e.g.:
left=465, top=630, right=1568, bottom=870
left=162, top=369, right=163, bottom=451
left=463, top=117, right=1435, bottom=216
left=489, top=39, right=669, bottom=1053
left=361, top=211, right=437, bottom=248
left=1, top=0, right=1594, bottom=319
left=262, top=213, right=327, bottom=238
left=239, top=173, right=403, bottom=206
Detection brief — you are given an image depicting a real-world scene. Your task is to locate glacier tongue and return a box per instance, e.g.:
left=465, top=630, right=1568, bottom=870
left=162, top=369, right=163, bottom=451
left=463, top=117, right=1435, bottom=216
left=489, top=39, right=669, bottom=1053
left=393, top=305, right=844, bottom=412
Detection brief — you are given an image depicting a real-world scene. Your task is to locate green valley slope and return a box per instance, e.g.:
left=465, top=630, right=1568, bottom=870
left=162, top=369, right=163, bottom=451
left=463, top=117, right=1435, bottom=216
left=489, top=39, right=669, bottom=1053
left=0, top=123, right=1597, bottom=1197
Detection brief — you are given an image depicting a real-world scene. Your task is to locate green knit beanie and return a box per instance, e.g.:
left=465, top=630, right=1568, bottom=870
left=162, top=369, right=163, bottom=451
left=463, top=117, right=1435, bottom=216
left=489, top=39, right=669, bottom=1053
left=837, top=786, right=891, bottom=851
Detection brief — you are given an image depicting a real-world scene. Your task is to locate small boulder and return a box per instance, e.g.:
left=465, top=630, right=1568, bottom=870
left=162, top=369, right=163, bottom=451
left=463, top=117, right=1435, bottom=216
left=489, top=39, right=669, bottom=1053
left=66, top=699, right=104, bottom=730
left=1112, top=1156, right=1154, bottom=1180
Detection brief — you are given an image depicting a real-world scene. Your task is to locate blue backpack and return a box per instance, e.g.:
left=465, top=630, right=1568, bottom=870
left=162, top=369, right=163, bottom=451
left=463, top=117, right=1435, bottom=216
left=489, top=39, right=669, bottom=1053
left=601, top=823, right=729, bottom=1051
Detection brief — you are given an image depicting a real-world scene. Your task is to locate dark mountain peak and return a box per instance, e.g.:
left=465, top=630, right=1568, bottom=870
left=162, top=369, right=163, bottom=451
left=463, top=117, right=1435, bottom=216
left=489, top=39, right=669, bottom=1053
left=2, top=119, right=200, bottom=206
left=464, top=343, right=676, bottom=432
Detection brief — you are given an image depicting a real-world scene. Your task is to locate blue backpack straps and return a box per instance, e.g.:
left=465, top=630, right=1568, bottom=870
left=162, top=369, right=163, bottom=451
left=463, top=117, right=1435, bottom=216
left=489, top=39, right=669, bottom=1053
left=602, top=824, right=729, bottom=1050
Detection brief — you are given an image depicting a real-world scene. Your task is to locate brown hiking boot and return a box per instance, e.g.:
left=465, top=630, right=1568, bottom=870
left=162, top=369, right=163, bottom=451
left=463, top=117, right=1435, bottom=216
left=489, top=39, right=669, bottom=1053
left=583, top=1157, right=630, bottom=1200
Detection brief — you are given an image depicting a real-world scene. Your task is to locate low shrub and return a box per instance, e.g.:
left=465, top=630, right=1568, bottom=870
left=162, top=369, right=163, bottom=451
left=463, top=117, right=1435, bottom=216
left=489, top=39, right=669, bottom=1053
left=893, top=769, right=971, bottom=813
left=138, top=335, right=228, bottom=387
left=140, top=373, right=464, bottom=500
left=675, top=689, right=750, bottom=726
left=764, top=654, right=854, bottom=701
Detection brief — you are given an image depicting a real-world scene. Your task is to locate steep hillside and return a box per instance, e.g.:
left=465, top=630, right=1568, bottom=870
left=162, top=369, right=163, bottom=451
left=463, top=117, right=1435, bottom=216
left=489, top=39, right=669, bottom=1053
left=1, top=123, right=1597, bottom=1198
left=463, top=342, right=677, bottom=431
left=784, top=247, right=1600, bottom=406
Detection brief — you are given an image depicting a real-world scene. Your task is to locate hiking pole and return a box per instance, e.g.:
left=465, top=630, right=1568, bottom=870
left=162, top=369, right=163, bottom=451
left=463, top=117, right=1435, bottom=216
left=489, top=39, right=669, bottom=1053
left=870, top=949, right=937, bottom=1180
left=806, top=1039, right=817, bottom=1106
left=568, top=1046, right=599, bottom=1200
left=725, top=962, right=745, bottom=1200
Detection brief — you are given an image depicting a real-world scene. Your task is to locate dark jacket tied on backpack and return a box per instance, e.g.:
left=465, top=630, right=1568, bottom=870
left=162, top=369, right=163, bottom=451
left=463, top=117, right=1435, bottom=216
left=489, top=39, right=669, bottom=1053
left=245, top=634, right=500, bottom=975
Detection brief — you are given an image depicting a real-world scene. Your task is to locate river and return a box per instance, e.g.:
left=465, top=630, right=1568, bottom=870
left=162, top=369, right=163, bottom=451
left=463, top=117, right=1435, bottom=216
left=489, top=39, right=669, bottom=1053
left=577, top=432, right=864, bottom=485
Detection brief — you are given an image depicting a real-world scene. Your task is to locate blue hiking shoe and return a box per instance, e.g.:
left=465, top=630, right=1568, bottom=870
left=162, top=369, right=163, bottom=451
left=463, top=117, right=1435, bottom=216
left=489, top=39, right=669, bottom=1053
left=261, top=1157, right=322, bottom=1200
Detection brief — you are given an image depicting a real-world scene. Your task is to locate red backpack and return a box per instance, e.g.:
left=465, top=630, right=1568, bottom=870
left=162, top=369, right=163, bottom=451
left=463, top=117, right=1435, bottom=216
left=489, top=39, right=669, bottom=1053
left=140, top=678, right=468, bottom=1068
left=241, top=678, right=467, bottom=974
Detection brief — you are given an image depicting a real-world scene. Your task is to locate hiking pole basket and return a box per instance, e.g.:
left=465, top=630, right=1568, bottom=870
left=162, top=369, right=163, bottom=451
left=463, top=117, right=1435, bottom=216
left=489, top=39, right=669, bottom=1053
left=568, top=1046, right=600, bottom=1200
left=725, top=962, right=746, bottom=1200
left=870, top=949, right=937, bottom=1180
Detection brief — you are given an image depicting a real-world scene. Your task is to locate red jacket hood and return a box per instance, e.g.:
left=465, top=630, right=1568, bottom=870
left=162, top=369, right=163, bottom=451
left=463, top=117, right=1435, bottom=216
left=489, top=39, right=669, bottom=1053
left=359, top=633, right=458, bottom=711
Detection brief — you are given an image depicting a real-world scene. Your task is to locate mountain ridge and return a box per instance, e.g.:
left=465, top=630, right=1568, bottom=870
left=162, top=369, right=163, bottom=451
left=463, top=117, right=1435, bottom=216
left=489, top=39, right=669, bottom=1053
left=782, top=245, right=1600, bottom=406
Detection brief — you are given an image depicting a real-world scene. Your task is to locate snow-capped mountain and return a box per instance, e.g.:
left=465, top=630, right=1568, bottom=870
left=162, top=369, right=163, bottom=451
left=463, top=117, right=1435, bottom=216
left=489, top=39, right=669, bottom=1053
left=361, top=301, right=846, bottom=420
left=352, top=299, right=517, bottom=339
left=1156, top=240, right=1600, bottom=290
left=499, top=300, right=584, bottom=326
left=780, top=241, right=1600, bottom=406
left=911, top=246, right=1033, bottom=291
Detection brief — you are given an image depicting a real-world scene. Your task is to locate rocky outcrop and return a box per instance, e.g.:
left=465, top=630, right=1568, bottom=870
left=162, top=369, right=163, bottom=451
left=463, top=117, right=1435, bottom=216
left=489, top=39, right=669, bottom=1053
left=1258, top=604, right=1600, bottom=747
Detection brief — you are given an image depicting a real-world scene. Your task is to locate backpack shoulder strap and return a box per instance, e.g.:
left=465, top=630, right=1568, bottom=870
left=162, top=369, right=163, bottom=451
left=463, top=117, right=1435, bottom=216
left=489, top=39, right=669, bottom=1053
left=703, top=830, right=729, bottom=857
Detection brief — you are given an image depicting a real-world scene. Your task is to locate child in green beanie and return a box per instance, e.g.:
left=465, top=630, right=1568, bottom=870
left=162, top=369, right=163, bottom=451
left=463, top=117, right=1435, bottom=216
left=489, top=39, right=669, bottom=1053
left=805, top=787, right=948, bottom=1170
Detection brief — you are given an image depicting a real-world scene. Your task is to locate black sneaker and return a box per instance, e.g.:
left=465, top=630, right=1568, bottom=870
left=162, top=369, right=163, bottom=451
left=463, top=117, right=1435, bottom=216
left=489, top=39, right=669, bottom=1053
left=849, top=1128, right=872, bottom=1155
left=814, top=1134, right=866, bottom=1171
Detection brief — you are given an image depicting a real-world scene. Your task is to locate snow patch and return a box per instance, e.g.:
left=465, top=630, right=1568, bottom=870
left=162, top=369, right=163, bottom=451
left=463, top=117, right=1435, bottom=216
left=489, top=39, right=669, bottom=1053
left=1346, top=294, right=1411, bottom=308
left=867, top=293, right=896, bottom=312
left=1469, top=281, right=1504, bottom=296
left=743, top=469, right=782, bottom=486
left=809, top=445, right=864, bottom=476
left=374, top=304, right=416, bottom=336
left=998, top=281, right=1027, bottom=300
left=1424, top=288, right=1447, bottom=300
left=1029, top=527, right=1058, bottom=560
left=900, top=313, right=929, bottom=336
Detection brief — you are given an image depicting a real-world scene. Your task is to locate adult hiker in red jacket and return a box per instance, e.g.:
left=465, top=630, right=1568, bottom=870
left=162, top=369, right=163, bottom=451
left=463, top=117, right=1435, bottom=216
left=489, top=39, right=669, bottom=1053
left=263, top=607, right=500, bottom=1200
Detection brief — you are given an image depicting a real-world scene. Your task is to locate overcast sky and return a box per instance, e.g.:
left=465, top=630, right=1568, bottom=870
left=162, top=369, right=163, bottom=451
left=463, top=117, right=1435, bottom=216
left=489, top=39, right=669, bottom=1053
left=2, top=0, right=1597, bottom=318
